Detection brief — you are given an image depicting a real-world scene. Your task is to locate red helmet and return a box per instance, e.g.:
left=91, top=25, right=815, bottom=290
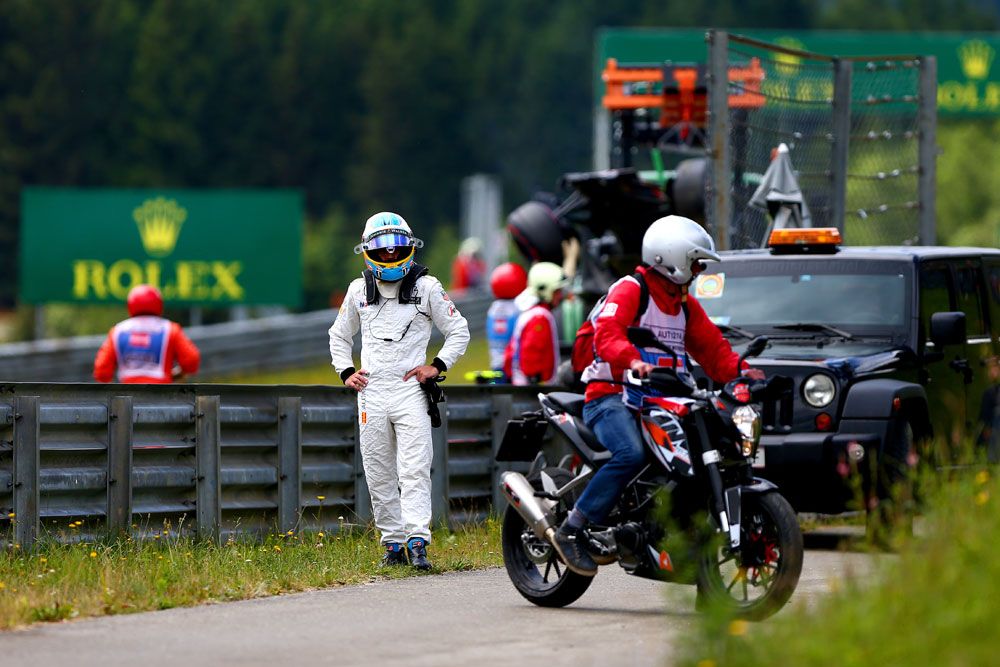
left=127, top=284, right=164, bottom=317
left=489, top=262, right=528, bottom=299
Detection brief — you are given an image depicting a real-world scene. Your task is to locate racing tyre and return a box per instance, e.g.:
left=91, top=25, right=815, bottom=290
left=501, top=467, right=594, bottom=607
left=696, top=491, right=803, bottom=621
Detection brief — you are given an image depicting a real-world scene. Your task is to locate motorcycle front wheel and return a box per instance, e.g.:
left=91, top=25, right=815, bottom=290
left=501, top=467, right=595, bottom=607
left=696, top=490, right=803, bottom=621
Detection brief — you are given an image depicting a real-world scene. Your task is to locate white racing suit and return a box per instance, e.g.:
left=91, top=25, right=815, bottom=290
left=328, top=276, right=470, bottom=545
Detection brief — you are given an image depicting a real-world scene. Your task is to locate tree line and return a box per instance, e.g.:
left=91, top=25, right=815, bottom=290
left=1, top=0, right=997, bottom=314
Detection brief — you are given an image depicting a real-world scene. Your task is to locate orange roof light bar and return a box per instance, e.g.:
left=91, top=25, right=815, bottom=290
left=768, top=228, right=843, bottom=247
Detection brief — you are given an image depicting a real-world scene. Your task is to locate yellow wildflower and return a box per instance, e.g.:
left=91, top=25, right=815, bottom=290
left=318, top=532, right=325, bottom=538
left=728, top=619, right=749, bottom=636
left=976, top=470, right=990, bottom=485
left=89, top=551, right=97, bottom=558
left=316, top=495, right=326, bottom=501
left=976, top=490, right=990, bottom=506
left=7, top=512, right=14, bottom=519
left=274, top=545, right=282, bottom=552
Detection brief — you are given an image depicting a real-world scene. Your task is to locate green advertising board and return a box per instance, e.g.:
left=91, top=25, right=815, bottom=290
left=20, top=188, right=303, bottom=307
left=597, top=29, right=1000, bottom=116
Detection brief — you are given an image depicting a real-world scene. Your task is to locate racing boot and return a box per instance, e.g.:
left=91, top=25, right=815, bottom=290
left=407, top=537, right=432, bottom=571
left=380, top=542, right=407, bottom=567
left=551, top=521, right=598, bottom=576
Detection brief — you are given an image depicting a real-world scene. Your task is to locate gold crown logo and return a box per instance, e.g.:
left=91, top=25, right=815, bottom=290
left=774, top=36, right=807, bottom=77
left=958, top=40, right=994, bottom=80
left=133, top=197, right=186, bottom=257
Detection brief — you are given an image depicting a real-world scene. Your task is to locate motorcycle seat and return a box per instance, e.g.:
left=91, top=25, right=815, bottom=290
left=544, top=392, right=610, bottom=463
left=545, top=392, right=586, bottom=417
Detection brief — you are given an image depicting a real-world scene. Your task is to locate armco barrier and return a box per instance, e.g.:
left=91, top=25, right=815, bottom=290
left=0, top=291, right=492, bottom=382
left=0, top=382, right=566, bottom=547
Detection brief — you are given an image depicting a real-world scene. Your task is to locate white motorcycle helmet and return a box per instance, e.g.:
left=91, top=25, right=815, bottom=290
left=641, top=215, right=721, bottom=285
left=353, top=212, right=425, bottom=282
left=527, top=261, right=567, bottom=302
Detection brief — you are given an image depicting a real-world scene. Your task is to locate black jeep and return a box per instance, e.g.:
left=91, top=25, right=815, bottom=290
left=694, top=233, right=1000, bottom=514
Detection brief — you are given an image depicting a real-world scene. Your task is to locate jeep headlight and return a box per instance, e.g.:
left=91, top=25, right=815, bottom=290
left=732, top=405, right=761, bottom=457
left=803, top=373, right=836, bottom=408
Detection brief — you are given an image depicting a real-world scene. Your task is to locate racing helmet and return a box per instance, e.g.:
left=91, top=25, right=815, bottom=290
left=127, top=284, right=164, bottom=317
left=527, top=262, right=567, bottom=303
left=489, top=262, right=528, bottom=300
left=353, top=211, right=425, bottom=282
left=641, top=215, right=721, bottom=285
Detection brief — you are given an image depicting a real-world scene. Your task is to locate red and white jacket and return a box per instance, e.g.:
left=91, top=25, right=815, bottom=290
left=94, top=316, right=201, bottom=384
left=504, top=303, right=560, bottom=386
left=582, top=265, right=744, bottom=405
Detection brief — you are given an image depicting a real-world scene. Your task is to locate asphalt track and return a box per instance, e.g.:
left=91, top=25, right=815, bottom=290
left=0, top=536, right=882, bottom=667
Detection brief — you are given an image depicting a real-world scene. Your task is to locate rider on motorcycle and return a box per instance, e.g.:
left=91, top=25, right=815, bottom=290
left=552, top=215, right=765, bottom=575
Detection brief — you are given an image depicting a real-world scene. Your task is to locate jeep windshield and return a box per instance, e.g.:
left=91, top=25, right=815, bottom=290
left=694, top=257, right=912, bottom=342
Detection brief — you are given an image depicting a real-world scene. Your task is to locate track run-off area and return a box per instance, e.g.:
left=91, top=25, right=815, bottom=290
left=0, top=534, right=884, bottom=667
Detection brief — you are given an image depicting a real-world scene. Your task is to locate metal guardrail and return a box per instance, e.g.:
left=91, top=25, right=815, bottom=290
left=0, top=291, right=493, bottom=382
left=0, top=382, right=565, bottom=547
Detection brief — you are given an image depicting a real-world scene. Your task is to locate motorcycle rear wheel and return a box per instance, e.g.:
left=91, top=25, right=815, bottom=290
left=696, top=491, right=803, bottom=621
left=501, top=467, right=595, bottom=607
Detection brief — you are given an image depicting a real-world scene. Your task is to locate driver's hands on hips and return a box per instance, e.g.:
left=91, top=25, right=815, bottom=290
left=629, top=359, right=655, bottom=378
left=742, top=368, right=766, bottom=381
left=346, top=369, right=369, bottom=391
left=403, top=365, right=440, bottom=383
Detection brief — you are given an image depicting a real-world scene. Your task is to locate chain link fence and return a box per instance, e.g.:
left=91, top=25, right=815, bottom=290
left=708, top=32, right=936, bottom=249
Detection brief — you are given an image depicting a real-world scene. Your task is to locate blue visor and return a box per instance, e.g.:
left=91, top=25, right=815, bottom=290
left=366, top=232, right=414, bottom=251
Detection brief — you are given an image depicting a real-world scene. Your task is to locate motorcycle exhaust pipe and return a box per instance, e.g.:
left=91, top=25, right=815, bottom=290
left=499, top=471, right=557, bottom=541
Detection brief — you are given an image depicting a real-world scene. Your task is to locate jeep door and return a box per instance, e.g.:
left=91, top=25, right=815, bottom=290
left=918, top=261, right=965, bottom=450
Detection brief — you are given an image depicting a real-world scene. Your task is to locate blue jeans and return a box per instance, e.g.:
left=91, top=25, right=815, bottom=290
left=575, top=394, right=648, bottom=524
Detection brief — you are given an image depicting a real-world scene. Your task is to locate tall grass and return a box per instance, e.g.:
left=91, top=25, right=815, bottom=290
left=0, top=520, right=502, bottom=629
left=679, top=464, right=1000, bottom=667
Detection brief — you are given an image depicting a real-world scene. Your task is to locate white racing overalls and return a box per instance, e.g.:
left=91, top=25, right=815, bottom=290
left=329, top=276, right=470, bottom=544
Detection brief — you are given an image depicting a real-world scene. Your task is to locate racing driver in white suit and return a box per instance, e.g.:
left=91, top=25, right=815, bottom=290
left=329, top=212, right=470, bottom=570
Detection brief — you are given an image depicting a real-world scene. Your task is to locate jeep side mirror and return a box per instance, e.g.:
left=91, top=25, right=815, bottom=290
left=930, top=311, right=966, bottom=347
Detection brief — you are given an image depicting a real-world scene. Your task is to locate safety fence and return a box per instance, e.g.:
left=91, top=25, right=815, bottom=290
left=0, top=382, right=564, bottom=548
left=0, top=291, right=493, bottom=382
left=706, top=31, right=936, bottom=249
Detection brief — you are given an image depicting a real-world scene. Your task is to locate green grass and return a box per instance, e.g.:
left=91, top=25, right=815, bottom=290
left=207, top=337, right=493, bottom=385
left=0, top=520, right=502, bottom=629
left=679, top=465, right=1000, bottom=667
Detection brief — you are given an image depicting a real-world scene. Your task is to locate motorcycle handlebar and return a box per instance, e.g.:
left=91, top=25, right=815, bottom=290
left=624, top=369, right=712, bottom=400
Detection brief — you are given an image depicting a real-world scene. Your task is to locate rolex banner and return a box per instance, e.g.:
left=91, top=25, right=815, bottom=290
left=19, top=188, right=303, bottom=307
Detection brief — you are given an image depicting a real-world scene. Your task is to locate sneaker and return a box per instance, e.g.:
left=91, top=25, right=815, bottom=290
left=380, top=542, right=407, bottom=567
left=551, top=523, right=598, bottom=576
left=407, top=537, right=432, bottom=571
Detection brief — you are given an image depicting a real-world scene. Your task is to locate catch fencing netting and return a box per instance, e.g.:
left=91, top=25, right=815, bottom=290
left=715, top=34, right=932, bottom=248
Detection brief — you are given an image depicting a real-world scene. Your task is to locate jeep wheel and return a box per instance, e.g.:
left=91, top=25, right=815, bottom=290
left=867, top=414, right=918, bottom=546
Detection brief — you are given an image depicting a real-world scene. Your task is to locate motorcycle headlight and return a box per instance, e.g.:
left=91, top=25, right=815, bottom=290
left=803, top=374, right=836, bottom=408
left=732, top=405, right=761, bottom=457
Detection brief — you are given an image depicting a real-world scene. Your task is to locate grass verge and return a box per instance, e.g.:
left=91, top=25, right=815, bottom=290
left=679, top=465, right=1000, bottom=667
left=0, top=519, right=502, bottom=629
left=206, top=337, right=493, bottom=384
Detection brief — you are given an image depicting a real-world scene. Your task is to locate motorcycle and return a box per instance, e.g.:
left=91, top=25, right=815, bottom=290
left=497, top=328, right=803, bottom=620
